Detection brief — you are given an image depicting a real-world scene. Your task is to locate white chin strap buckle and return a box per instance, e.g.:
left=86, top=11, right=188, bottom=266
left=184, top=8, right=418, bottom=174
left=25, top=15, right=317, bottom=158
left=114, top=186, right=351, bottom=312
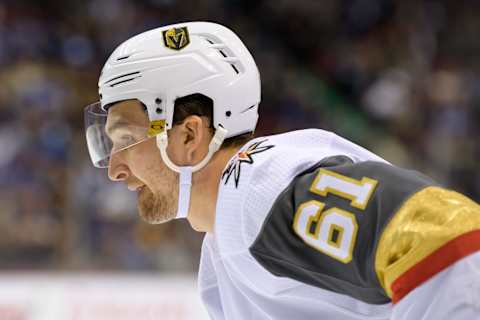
left=156, top=127, right=228, bottom=219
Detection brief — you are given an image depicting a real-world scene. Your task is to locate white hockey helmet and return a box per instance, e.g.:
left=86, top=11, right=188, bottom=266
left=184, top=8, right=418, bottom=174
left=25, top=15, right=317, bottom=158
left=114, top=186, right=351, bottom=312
left=85, top=21, right=260, bottom=168
left=85, top=21, right=260, bottom=219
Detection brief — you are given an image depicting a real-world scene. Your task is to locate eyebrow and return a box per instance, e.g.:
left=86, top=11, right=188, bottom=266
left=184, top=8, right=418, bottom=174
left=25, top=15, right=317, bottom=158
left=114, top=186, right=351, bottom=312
left=106, top=120, right=131, bottom=137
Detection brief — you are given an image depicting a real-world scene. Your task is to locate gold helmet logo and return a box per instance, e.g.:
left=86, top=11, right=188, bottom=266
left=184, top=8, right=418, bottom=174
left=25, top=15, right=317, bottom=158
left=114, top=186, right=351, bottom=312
left=162, top=27, right=190, bottom=50
left=148, top=120, right=166, bottom=137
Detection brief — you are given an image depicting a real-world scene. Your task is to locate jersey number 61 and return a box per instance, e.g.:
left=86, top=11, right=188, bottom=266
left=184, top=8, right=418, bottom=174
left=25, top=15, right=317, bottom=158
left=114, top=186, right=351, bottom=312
left=293, top=169, right=378, bottom=263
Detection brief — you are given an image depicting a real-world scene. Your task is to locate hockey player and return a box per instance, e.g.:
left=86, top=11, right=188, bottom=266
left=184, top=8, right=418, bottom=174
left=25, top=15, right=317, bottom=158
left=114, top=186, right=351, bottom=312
left=85, top=22, right=480, bottom=319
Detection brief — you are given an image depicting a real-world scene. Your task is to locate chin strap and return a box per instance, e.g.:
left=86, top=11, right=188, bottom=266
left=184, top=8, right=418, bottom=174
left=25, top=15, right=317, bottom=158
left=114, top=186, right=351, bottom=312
left=157, top=126, right=228, bottom=219
left=176, top=166, right=192, bottom=219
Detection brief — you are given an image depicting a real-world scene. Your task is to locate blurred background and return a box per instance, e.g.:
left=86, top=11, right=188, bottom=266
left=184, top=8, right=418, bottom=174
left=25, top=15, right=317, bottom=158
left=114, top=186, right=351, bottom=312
left=0, top=0, right=479, bottom=318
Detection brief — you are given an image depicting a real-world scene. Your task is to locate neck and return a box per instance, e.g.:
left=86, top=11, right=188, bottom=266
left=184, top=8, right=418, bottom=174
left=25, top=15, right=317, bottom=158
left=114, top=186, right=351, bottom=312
left=187, top=145, right=241, bottom=233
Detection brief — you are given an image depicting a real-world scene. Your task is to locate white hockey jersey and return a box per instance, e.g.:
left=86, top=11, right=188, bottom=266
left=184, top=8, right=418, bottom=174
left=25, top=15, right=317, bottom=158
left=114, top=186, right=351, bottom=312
left=198, top=129, right=480, bottom=320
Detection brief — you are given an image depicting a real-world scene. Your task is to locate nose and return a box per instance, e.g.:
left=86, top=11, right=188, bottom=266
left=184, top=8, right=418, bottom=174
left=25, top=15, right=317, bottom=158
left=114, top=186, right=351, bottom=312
left=108, top=155, right=130, bottom=182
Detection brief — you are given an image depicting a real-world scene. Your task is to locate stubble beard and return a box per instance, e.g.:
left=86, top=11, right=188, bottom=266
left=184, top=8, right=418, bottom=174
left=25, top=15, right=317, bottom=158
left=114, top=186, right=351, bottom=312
left=137, top=175, right=178, bottom=224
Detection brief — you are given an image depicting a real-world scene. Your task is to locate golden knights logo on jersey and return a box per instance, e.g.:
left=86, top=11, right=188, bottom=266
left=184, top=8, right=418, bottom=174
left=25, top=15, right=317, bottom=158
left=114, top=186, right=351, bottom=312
left=163, top=27, right=190, bottom=50
left=222, top=140, right=275, bottom=188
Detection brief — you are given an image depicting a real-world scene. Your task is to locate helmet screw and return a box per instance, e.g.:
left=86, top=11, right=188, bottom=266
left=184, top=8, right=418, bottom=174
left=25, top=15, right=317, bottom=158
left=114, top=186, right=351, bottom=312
left=156, top=108, right=162, bottom=114
left=226, top=111, right=232, bottom=117
left=155, top=98, right=162, bottom=104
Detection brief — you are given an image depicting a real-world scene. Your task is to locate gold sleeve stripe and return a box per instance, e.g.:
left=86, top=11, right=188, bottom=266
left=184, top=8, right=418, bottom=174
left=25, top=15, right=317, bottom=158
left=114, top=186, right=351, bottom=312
left=391, top=229, right=480, bottom=303
left=375, top=186, right=480, bottom=299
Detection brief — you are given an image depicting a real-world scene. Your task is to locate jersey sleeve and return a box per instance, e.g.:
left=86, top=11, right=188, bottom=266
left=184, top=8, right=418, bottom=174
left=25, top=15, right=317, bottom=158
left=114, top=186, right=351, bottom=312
left=248, top=155, right=480, bottom=305
left=391, top=251, right=480, bottom=320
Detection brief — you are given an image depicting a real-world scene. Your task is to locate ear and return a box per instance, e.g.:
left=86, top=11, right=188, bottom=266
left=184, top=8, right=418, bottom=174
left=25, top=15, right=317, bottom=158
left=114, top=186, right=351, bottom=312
left=180, top=115, right=211, bottom=164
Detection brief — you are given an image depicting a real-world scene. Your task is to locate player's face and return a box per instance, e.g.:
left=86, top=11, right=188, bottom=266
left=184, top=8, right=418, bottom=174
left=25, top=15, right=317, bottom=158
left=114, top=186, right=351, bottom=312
left=106, top=100, right=178, bottom=224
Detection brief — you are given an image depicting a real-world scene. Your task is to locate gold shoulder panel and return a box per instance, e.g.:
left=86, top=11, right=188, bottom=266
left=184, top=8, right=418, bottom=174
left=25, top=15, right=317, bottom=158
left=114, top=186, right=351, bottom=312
left=375, top=186, right=480, bottom=298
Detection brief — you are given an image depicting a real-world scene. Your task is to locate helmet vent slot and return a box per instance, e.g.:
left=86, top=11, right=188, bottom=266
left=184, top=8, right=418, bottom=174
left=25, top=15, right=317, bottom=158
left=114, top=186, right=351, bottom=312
left=109, top=77, right=141, bottom=87
left=230, top=64, right=240, bottom=74
left=105, top=71, right=142, bottom=87
left=105, top=71, right=141, bottom=84
left=240, top=105, right=256, bottom=114
left=117, top=55, right=130, bottom=61
left=204, top=38, right=241, bottom=75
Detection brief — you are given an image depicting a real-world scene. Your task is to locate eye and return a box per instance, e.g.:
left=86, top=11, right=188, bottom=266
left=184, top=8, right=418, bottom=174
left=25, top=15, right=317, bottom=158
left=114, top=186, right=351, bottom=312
left=121, top=135, right=136, bottom=144
left=112, top=135, right=136, bottom=152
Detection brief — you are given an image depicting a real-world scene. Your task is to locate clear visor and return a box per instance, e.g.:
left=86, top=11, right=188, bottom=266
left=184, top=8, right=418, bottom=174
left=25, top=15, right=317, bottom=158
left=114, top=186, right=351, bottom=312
left=84, top=102, right=151, bottom=168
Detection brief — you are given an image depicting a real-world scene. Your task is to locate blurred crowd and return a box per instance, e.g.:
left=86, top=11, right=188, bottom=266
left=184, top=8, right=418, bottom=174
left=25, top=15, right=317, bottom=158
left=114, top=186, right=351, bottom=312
left=0, top=0, right=478, bottom=272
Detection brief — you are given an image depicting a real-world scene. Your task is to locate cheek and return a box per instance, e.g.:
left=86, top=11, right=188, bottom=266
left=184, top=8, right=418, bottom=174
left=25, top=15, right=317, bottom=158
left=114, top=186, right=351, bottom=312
left=127, top=142, right=172, bottom=188
left=124, top=146, right=152, bottom=174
